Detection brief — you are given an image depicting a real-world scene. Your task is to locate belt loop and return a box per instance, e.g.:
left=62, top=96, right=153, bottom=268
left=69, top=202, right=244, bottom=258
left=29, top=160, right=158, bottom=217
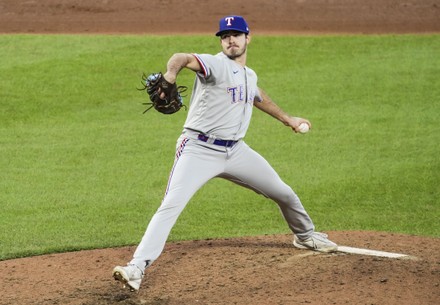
left=206, top=135, right=215, bottom=145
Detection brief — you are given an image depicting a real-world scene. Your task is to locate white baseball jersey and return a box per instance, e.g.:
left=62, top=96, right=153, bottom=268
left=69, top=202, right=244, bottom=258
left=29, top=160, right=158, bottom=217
left=184, top=52, right=262, bottom=140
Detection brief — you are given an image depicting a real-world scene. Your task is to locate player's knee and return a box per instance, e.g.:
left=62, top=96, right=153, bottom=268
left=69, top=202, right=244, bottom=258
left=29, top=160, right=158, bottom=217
left=271, top=189, right=299, bottom=207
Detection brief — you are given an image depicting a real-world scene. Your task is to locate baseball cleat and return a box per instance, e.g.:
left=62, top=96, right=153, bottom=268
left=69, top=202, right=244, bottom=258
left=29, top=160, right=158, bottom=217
left=293, top=232, right=338, bottom=253
left=113, top=264, right=144, bottom=292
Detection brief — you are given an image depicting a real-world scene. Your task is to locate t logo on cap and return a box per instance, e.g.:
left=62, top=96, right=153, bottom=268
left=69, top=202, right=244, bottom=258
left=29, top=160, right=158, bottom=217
left=216, top=15, right=250, bottom=36
left=225, top=17, right=235, bottom=26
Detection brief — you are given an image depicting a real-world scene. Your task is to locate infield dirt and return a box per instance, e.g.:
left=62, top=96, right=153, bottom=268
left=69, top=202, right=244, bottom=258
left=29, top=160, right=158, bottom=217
left=0, top=1, right=439, bottom=304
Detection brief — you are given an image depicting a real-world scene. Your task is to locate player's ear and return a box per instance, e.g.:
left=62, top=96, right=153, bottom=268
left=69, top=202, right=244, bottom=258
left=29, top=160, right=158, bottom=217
left=246, top=34, right=251, bottom=44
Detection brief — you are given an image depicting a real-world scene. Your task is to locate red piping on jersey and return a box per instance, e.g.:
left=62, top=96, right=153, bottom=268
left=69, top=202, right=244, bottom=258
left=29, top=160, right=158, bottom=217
left=192, top=54, right=208, bottom=78
left=164, top=137, right=189, bottom=195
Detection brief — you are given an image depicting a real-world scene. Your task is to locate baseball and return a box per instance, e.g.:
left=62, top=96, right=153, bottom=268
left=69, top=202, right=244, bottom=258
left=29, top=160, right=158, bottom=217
left=298, top=123, right=310, bottom=134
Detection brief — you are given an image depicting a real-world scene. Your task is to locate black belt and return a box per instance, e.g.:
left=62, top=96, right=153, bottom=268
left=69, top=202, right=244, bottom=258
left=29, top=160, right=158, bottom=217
left=197, top=134, right=238, bottom=147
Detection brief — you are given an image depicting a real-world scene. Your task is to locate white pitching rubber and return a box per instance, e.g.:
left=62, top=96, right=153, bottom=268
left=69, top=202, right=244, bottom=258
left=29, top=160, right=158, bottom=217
left=337, top=246, right=415, bottom=259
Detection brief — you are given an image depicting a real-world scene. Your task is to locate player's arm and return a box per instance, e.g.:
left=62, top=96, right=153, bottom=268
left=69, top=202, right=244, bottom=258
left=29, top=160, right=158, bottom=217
left=163, top=53, right=202, bottom=83
left=254, top=88, right=311, bottom=133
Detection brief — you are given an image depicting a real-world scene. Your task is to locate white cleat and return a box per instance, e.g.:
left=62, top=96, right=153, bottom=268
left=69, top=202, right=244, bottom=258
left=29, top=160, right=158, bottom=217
left=293, top=232, right=338, bottom=253
left=113, top=264, right=144, bottom=292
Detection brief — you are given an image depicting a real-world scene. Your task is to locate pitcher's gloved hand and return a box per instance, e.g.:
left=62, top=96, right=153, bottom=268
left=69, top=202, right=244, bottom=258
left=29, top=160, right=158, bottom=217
left=139, top=72, right=187, bottom=115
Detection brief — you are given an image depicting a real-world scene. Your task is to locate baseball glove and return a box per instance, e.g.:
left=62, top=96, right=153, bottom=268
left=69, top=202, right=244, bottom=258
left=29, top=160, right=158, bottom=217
left=139, top=72, right=187, bottom=115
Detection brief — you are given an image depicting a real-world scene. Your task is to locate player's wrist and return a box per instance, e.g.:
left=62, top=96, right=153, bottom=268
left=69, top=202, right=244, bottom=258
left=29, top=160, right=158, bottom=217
left=163, top=72, right=177, bottom=84
left=281, top=114, right=294, bottom=126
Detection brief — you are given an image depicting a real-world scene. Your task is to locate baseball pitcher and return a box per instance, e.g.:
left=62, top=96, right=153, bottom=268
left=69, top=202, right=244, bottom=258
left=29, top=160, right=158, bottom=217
left=113, top=15, right=337, bottom=292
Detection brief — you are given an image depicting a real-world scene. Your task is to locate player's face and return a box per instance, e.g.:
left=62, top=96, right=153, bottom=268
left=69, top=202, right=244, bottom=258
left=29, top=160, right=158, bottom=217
left=220, top=31, right=250, bottom=60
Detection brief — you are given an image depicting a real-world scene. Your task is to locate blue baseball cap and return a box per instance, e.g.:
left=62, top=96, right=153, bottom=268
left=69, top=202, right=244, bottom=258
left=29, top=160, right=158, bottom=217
left=215, top=15, right=250, bottom=36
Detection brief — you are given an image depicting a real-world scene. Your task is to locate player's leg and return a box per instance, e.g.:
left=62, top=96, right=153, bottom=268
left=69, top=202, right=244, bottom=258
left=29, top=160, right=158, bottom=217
left=223, top=142, right=337, bottom=252
left=223, top=141, right=314, bottom=239
left=129, top=137, right=224, bottom=269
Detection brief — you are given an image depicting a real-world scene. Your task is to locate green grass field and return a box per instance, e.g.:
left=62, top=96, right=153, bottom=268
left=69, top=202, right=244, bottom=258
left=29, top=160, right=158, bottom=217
left=1, top=34, right=439, bottom=260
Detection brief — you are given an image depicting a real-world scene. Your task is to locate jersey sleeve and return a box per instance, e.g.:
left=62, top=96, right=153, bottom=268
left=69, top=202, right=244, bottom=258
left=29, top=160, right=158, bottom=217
left=192, top=53, right=221, bottom=79
left=254, top=88, right=263, bottom=102
left=249, top=69, right=262, bottom=103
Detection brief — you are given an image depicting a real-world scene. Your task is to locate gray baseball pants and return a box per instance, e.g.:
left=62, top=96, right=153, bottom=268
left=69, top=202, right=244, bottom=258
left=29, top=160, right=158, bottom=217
left=130, top=130, right=315, bottom=270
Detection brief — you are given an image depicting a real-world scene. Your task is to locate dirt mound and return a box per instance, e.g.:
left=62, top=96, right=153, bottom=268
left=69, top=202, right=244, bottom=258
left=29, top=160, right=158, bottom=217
left=1, top=1, right=439, bottom=304
left=1, top=232, right=439, bottom=305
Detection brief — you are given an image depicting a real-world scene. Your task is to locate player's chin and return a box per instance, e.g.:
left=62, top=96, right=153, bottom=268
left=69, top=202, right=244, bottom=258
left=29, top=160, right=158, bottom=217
left=225, top=50, right=242, bottom=60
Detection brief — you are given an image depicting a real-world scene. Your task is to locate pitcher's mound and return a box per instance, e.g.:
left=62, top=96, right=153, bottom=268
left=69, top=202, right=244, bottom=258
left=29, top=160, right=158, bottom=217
left=1, top=231, right=439, bottom=305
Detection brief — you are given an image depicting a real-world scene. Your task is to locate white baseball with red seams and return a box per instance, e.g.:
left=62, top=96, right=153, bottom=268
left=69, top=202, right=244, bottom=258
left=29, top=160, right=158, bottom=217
left=298, top=122, right=310, bottom=133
